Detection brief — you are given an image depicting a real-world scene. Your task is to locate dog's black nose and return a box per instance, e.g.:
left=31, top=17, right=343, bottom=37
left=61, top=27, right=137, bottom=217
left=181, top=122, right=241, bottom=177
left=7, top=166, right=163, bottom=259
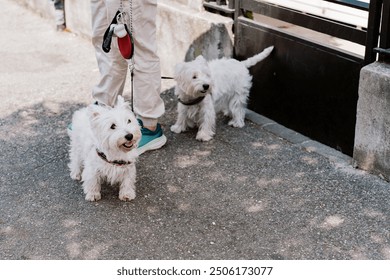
left=203, top=84, right=209, bottom=90
left=125, top=134, right=133, bottom=141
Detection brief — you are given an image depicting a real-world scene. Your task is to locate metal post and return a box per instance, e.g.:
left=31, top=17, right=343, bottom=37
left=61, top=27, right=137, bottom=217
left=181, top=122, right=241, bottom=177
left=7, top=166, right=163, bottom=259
left=368, top=0, right=390, bottom=63
left=378, top=0, right=390, bottom=62
left=228, top=0, right=235, bottom=9
left=364, top=0, right=383, bottom=64
left=234, top=0, right=242, bottom=37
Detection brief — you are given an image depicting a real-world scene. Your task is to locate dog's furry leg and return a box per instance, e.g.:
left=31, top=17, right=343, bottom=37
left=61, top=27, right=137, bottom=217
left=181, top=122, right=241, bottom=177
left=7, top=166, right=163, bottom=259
left=170, top=103, right=188, bottom=134
left=118, top=166, right=136, bottom=201
left=82, top=165, right=102, bottom=201
left=69, top=145, right=83, bottom=180
left=228, top=92, right=248, bottom=128
left=196, top=96, right=216, bottom=141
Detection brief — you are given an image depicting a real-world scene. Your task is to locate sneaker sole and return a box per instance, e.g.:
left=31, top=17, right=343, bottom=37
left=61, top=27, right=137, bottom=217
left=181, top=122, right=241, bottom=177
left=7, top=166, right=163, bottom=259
left=137, top=135, right=167, bottom=156
left=67, top=126, right=72, bottom=137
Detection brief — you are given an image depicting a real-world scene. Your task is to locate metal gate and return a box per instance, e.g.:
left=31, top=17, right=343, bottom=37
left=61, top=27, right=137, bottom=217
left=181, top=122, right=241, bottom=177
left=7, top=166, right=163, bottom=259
left=206, top=0, right=390, bottom=155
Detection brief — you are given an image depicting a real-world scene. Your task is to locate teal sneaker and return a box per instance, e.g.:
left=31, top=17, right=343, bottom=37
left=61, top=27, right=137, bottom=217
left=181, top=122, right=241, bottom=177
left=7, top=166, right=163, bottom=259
left=67, top=123, right=73, bottom=136
left=137, top=120, right=167, bottom=155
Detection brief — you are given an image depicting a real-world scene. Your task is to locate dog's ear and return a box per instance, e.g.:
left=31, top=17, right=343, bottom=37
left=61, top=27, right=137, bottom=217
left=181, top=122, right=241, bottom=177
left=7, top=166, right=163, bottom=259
left=115, top=95, right=129, bottom=108
left=174, top=62, right=185, bottom=79
left=195, top=55, right=207, bottom=63
left=115, top=95, right=126, bottom=107
left=117, top=95, right=125, bottom=104
left=88, top=103, right=107, bottom=119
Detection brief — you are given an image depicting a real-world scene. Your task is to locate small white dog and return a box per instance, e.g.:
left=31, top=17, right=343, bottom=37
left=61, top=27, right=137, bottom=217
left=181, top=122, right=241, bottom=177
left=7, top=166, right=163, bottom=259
left=171, top=46, right=274, bottom=141
left=69, top=96, right=141, bottom=201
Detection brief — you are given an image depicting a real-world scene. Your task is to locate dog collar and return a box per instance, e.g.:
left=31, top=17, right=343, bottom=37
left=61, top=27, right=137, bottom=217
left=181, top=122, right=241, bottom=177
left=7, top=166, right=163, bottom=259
left=96, top=149, right=133, bottom=166
left=178, top=95, right=206, bottom=106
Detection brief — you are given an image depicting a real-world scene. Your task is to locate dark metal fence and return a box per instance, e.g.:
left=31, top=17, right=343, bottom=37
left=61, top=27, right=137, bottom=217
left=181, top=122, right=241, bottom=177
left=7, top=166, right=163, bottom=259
left=204, top=0, right=235, bottom=16
left=204, top=0, right=390, bottom=154
left=204, top=0, right=390, bottom=64
left=233, top=0, right=367, bottom=155
left=234, top=0, right=367, bottom=45
left=326, top=0, right=369, bottom=10
left=366, top=0, right=390, bottom=63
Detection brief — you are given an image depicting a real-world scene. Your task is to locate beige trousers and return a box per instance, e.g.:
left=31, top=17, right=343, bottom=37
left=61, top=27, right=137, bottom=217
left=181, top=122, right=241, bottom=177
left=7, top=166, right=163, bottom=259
left=90, top=0, right=165, bottom=126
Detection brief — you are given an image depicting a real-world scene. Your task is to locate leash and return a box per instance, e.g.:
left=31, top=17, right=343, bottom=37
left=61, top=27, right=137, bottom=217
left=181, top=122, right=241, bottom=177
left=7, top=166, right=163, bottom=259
left=119, top=0, right=135, bottom=112
left=102, top=0, right=135, bottom=111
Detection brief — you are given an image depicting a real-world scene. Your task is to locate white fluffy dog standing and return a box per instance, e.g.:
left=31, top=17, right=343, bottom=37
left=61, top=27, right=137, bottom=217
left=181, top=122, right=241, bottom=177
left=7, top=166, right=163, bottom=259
left=171, top=46, right=274, bottom=141
left=69, top=96, right=141, bottom=201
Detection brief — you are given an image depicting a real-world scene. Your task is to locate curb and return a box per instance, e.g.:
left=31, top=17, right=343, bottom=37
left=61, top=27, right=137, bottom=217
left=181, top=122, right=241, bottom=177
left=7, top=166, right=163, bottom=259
left=245, top=109, right=352, bottom=167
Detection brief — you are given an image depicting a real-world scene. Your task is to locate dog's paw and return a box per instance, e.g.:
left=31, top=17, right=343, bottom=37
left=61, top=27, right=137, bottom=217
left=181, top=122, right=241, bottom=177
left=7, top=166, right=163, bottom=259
left=70, top=171, right=81, bottom=181
left=85, top=192, right=101, bottom=201
left=196, top=131, right=213, bottom=142
left=228, top=119, right=245, bottom=128
left=170, top=124, right=184, bottom=134
left=119, top=189, right=136, bottom=201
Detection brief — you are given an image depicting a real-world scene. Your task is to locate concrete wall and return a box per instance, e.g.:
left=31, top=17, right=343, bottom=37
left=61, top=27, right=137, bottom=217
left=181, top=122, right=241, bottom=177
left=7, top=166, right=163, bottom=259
left=353, top=62, right=390, bottom=180
left=14, top=0, right=233, bottom=77
left=14, top=0, right=54, bottom=19
left=157, top=0, right=233, bottom=77
left=64, top=0, right=92, bottom=39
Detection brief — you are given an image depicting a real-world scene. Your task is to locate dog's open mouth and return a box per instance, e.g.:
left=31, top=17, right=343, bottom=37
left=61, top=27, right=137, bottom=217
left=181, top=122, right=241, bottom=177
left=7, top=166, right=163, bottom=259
left=121, top=141, right=134, bottom=151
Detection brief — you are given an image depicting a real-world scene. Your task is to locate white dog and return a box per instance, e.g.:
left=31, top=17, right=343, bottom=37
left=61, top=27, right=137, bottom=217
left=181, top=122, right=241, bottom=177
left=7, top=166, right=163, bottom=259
left=171, top=46, right=274, bottom=141
left=69, top=96, right=141, bottom=201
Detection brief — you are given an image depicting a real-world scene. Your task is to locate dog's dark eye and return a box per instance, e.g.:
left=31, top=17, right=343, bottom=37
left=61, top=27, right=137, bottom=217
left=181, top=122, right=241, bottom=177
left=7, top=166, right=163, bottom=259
left=127, top=119, right=131, bottom=124
left=193, top=74, right=197, bottom=79
left=110, top=124, right=116, bottom=129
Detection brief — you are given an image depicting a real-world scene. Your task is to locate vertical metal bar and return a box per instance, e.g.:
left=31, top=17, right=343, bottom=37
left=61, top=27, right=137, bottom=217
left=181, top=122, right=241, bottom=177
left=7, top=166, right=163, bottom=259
left=378, top=0, right=390, bottom=62
left=364, top=0, right=383, bottom=64
left=234, top=0, right=242, bottom=36
left=228, top=0, right=235, bottom=10
left=380, top=0, right=390, bottom=48
left=234, top=0, right=242, bottom=57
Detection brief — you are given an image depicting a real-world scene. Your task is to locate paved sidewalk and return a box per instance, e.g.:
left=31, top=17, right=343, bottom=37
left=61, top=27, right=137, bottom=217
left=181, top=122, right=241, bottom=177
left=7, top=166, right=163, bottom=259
left=0, top=0, right=389, bottom=260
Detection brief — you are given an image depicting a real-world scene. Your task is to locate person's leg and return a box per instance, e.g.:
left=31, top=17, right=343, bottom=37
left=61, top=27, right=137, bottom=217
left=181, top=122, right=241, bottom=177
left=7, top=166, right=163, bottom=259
left=130, top=0, right=166, bottom=153
left=132, top=0, right=165, bottom=130
left=90, top=0, right=166, bottom=153
left=53, top=0, right=65, bottom=30
left=91, top=0, right=128, bottom=107
left=53, top=0, right=64, bottom=10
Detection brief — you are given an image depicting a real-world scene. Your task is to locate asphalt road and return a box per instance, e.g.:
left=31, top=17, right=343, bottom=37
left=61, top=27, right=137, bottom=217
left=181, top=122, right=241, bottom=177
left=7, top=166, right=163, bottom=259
left=0, top=0, right=389, bottom=260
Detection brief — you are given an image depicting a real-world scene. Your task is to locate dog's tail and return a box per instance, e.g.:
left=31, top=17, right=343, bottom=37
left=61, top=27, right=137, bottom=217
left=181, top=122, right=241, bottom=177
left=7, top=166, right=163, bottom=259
left=242, top=46, right=274, bottom=68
